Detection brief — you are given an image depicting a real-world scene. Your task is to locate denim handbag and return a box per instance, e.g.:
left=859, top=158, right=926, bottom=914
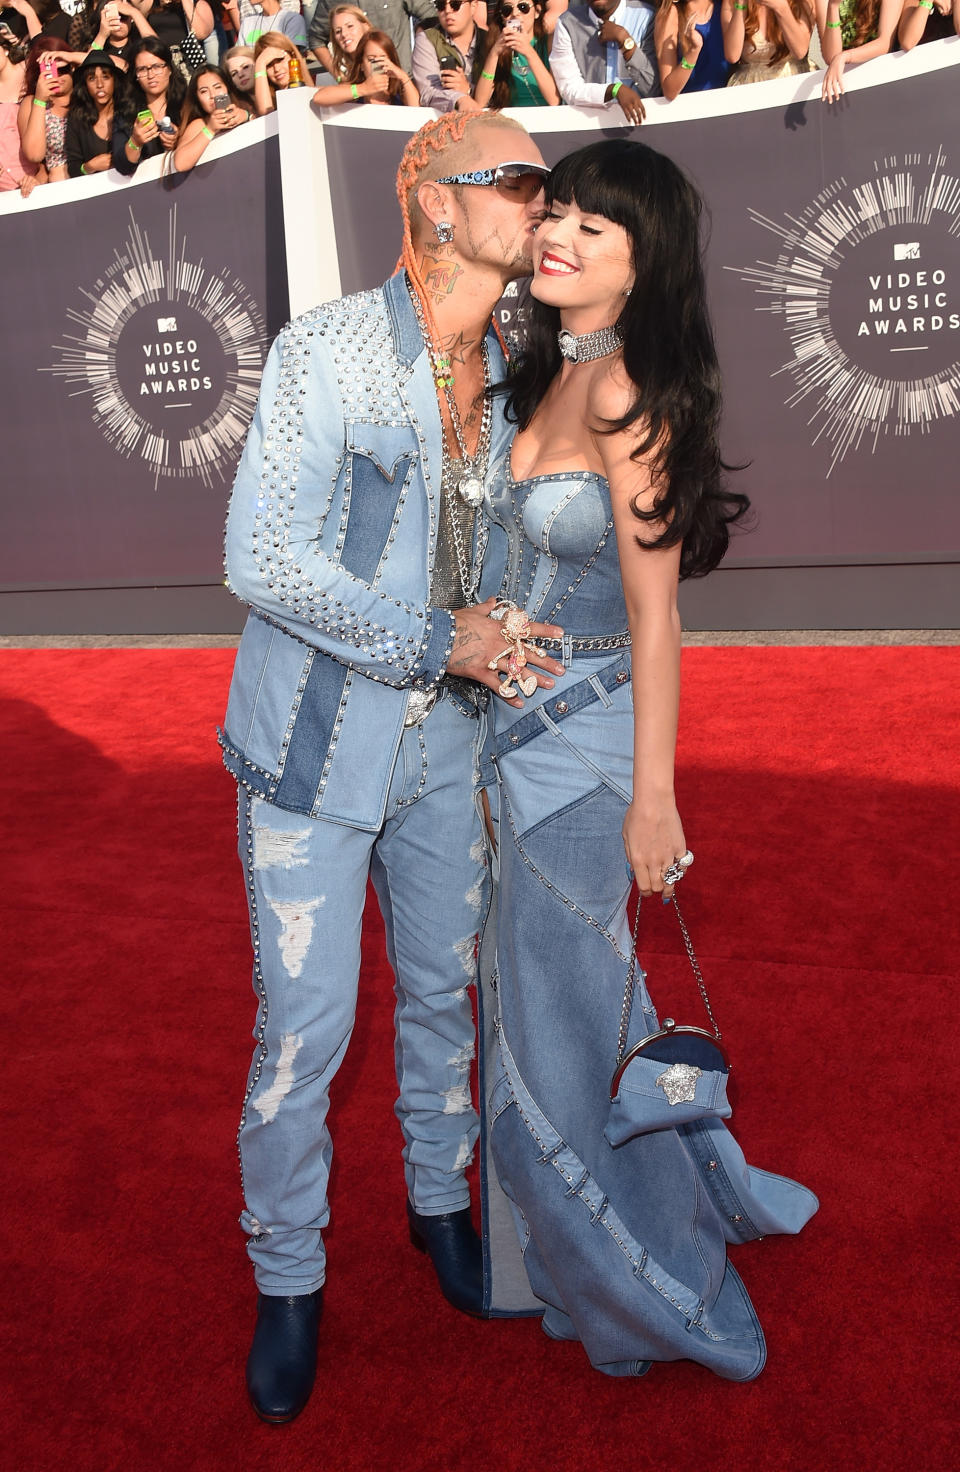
left=605, top=898, right=731, bottom=1146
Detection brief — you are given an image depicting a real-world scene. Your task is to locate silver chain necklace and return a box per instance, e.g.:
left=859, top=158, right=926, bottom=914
left=557, top=323, right=624, bottom=364
left=408, top=277, right=492, bottom=603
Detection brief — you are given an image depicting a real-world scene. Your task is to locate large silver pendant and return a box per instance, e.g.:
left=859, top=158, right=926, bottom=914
left=458, top=476, right=484, bottom=508
left=656, top=1062, right=703, bottom=1107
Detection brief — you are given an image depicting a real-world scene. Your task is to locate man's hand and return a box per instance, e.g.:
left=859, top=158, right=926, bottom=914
left=440, top=65, right=471, bottom=93
left=449, top=598, right=565, bottom=707
left=597, top=19, right=629, bottom=45
left=614, top=82, right=645, bottom=125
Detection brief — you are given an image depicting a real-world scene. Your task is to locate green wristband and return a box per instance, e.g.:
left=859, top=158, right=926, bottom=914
left=918, top=1, right=934, bottom=8
left=610, top=79, right=622, bottom=98
left=202, top=124, right=213, bottom=138
left=350, top=82, right=359, bottom=98
left=481, top=69, right=495, bottom=81
left=80, top=162, right=88, bottom=175
left=826, top=18, right=842, bottom=24
left=680, top=57, right=695, bottom=70
left=33, top=97, right=48, bottom=109
left=734, top=3, right=747, bottom=10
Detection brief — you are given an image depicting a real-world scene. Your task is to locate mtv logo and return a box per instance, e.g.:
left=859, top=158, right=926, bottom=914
left=157, top=315, right=178, bottom=332
left=893, top=243, right=920, bottom=261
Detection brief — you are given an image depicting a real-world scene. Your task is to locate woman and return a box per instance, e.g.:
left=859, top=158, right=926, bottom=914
left=171, top=60, right=250, bottom=170
left=726, top=0, right=814, bottom=83
left=65, top=47, right=125, bottom=175
left=145, top=0, right=215, bottom=78
left=113, top=34, right=184, bottom=170
left=817, top=0, right=905, bottom=100
left=251, top=27, right=309, bottom=112
left=223, top=41, right=256, bottom=96
left=654, top=0, right=733, bottom=94
left=315, top=3, right=371, bottom=81
left=474, top=0, right=560, bottom=107
left=0, top=24, right=39, bottom=194
left=350, top=29, right=418, bottom=104
left=479, top=139, right=817, bottom=1376
left=90, top=0, right=158, bottom=64
left=17, top=36, right=76, bottom=184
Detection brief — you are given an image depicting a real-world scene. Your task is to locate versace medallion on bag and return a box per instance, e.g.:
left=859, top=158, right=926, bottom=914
left=605, top=898, right=731, bottom=1146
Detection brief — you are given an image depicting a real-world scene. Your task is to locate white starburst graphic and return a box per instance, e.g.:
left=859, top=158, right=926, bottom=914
left=44, top=205, right=269, bottom=487
left=728, top=149, right=960, bottom=476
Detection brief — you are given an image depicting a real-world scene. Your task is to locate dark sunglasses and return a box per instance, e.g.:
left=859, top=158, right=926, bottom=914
left=435, top=160, right=550, bottom=203
left=500, top=1, right=534, bottom=14
left=435, top=0, right=466, bottom=9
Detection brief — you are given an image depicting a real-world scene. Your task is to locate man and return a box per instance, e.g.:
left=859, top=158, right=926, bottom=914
left=221, top=113, right=562, bottom=1424
left=550, top=0, right=659, bottom=122
left=238, top=0, right=307, bottom=48
left=412, top=0, right=485, bottom=112
left=308, top=0, right=436, bottom=72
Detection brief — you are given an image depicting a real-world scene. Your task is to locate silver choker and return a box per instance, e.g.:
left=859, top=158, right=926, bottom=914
left=557, top=324, right=623, bottom=364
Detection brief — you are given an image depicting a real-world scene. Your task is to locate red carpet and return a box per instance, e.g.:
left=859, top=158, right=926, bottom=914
left=4, top=646, right=956, bottom=1472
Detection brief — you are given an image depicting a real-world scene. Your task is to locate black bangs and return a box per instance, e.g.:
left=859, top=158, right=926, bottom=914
left=545, top=139, right=652, bottom=234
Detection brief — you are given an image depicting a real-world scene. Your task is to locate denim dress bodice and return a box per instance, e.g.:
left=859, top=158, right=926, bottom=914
left=484, top=450, right=628, bottom=638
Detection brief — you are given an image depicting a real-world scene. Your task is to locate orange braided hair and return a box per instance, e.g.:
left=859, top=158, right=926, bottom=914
left=395, top=112, right=511, bottom=367
left=395, top=112, right=473, bottom=365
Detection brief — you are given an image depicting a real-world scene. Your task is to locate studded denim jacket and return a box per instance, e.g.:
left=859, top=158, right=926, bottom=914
left=219, top=271, right=512, bottom=829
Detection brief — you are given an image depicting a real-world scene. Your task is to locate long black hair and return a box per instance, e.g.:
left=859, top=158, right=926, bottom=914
left=69, top=50, right=134, bottom=128
left=505, top=139, right=750, bottom=580
left=128, top=36, right=186, bottom=122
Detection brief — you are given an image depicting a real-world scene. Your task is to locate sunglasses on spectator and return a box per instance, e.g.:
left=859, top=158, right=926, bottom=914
left=435, top=1, right=466, bottom=10
left=434, top=161, right=550, bottom=202
left=500, top=2, right=534, bottom=14
left=135, top=62, right=169, bottom=76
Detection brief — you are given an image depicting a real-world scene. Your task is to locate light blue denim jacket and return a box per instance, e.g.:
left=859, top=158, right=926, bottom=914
left=220, top=272, right=511, bottom=829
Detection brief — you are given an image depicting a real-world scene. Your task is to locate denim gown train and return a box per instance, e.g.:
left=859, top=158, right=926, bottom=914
left=476, top=449, right=818, bottom=1378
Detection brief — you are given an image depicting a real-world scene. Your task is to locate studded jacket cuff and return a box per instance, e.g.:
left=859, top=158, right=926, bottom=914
left=407, top=607, right=456, bottom=690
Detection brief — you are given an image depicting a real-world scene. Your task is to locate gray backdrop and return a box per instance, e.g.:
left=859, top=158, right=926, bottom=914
left=0, top=136, right=288, bottom=634
left=322, top=69, right=960, bottom=629
left=2, top=67, right=958, bottom=632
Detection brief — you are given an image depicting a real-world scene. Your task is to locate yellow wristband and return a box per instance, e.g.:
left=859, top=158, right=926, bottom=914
left=254, top=70, right=266, bottom=78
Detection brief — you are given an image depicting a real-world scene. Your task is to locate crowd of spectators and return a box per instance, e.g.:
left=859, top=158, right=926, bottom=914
left=1, top=0, right=957, bottom=193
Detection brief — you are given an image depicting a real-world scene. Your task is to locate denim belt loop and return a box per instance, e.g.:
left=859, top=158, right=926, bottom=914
left=561, top=631, right=574, bottom=666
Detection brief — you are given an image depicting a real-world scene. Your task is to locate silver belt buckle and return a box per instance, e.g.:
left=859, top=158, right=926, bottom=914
left=404, top=687, right=439, bottom=727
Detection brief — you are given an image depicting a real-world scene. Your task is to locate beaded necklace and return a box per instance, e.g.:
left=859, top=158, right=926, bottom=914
left=407, top=276, right=492, bottom=604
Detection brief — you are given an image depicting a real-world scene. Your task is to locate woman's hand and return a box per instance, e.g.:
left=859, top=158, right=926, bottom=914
left=209, top=102, right=242, bottom=131
left=358, top=68, right=390, bottom=97
left=499, top=26, right=535, bottom=58
left=257, top=46, right=288, bottom=68
left=19, top=172, right=40, bottom=197
left=681, top=12, right=706, bottom=61
left=822, top=52, right=845, bottom=101
left=131, top=112, right=158, bottom=145
left=623, top=799, right=687, bottom=900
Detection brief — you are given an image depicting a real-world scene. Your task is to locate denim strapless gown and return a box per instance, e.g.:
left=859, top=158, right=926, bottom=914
left=478, top=450, right=818, bottom=1378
